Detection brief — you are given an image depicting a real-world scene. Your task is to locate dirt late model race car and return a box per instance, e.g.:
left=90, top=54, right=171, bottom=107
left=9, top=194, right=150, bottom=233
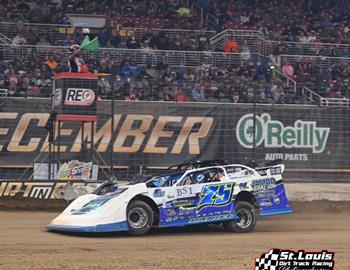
left=47, top=160, right=292, bottom=235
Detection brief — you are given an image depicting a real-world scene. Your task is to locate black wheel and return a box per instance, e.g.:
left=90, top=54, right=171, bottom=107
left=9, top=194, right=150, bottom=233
left=223, top=201, right=257, bottom=233
left=127, top=200, right=154, bottom=236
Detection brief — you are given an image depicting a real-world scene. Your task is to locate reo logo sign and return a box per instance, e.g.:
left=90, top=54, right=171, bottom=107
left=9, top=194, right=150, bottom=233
left=236, top=113, right=330, bottom=153
left=64, top=88, right=95, bottom=106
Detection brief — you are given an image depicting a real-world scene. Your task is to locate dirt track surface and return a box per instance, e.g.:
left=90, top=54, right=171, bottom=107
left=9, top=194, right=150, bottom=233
left=0, top=201, right=349, bottom=270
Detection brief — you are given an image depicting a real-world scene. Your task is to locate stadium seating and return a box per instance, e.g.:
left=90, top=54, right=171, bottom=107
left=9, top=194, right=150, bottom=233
left=0, top=0, right=349, bottom=104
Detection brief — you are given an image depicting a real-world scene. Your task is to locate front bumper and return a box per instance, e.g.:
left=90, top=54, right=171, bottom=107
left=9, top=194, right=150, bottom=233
left=46, top=221, right=128, bottom=233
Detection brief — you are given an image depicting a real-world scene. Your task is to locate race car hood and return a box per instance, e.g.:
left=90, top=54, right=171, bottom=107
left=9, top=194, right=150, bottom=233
left=47, top=183, right=148, bottom=232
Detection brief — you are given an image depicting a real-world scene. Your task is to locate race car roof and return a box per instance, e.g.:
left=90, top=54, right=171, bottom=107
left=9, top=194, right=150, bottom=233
left=167, top=159, right=227, bottom=171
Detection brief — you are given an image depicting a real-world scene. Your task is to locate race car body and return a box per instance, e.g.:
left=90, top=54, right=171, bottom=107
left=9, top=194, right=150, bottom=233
left=47, top=160, right=292, bottom=235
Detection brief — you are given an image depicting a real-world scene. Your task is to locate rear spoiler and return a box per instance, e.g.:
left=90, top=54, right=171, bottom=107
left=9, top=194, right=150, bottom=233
left=254, top=159, right=285, bottom=177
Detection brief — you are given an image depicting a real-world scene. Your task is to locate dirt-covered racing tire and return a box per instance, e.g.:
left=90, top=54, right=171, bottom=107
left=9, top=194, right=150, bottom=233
left=127, top=200, right=154, bottom=236
left=223, top=201, right=257, bottom=233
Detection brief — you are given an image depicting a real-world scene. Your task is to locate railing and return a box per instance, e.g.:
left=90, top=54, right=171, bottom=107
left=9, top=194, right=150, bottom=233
left=268, top=40, right=350, bottom=57
left=119, top=27, right=216, bottom=42
left=0, top=44, right=244, bottom=68
left=191, top=2, right=204, bottom=27
left=0, top=32, right=12, bottom=45
left=278, top=54, right=350, bottom=67
left=303, top=87, right=350, bottom=106
left=206, top=14, right=219, bottom=29
left=303, top=86, right=323, bottom=104
left=0, top=21, right=216, bottom=45
left=209, top=29, right=266, bottom=55
left=273, top=69, right=297, bottom=93
left=210, top=28, right=350, bottom=57
left=321, top=98, right=350, bottom=106
left=0, top=44, right=68, bottom=63
left=3, top=21, right=350, bottom=58
left=0, top=89, right=8, bottom=97
left=276, top=55, right=350, bottom=106
left=0, top=22, right=74, bottom=43
left=225, top=29, right=265, bottom=39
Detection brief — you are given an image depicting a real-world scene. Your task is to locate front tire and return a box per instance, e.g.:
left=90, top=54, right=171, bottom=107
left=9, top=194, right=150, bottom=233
left=127, top=200, right=154, bottom=236
left=223, top=201, right=257, bottom=233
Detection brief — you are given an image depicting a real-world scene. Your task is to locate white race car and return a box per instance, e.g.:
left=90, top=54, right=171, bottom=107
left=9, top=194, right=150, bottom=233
left=47, top=160, right=292, bottom=235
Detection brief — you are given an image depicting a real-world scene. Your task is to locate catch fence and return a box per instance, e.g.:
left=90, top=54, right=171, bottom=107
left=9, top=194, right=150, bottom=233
left=0, top=98, right=349, bottom=182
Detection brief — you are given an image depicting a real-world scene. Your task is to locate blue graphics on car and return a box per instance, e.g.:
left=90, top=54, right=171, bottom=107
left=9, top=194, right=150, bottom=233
left=198, top=183, right=234, bottom=210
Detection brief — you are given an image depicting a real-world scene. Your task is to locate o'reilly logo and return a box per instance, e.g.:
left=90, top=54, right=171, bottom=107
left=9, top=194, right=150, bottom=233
left=64, top=88, right=95, bottom=106
left=236, top=113, right=330, bottom=153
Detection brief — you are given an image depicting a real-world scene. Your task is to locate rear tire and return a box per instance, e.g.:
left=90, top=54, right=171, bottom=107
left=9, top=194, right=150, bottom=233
left=127, top=200, right=154, bottom=236
left=223, top=201, right=257, bottom=233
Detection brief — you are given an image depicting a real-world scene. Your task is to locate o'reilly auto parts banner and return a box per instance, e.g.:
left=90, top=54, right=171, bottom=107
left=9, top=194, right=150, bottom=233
left=0, top=99, right=349, bottom=180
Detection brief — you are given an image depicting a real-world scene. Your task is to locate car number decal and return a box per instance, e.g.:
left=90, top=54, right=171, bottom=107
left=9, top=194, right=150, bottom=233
left=198, top=183, right=234, bottom=210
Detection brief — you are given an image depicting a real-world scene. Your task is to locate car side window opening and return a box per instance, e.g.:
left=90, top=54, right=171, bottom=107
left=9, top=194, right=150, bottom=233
left=147, top=173, right=183, bottom=188
left=224, top=166, right=255, bottom=178
left=179, top=168, right=225, bottom=185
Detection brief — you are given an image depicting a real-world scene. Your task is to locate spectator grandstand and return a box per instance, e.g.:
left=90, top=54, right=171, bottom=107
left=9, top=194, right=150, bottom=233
left=0, top=47, right=297, bottom=103
left=206, top=0, right=350, bottom=44
left=0, top=0, right=350, bottom=105
left=0, top=0, right=198, bottom=29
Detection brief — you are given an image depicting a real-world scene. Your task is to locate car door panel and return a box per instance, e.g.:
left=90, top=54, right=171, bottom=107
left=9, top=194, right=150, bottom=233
left=159, top=168, right=237, bottom=227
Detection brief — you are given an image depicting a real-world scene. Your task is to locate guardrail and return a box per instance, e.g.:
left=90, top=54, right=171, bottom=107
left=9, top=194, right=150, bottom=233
left=0, top=44, right=244, bottom=68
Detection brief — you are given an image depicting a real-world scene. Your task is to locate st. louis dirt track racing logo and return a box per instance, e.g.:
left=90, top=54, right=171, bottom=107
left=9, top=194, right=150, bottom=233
left=255, top=248, right=335, bottom=270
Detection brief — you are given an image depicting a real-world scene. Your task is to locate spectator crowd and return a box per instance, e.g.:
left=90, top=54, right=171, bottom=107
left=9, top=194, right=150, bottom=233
left=3, top=0, right=350, bottom=45
left=205, top=0, right=350, bottom=44
left=1, top=0, right=350, bottom=103
left=0, top=0, right=198, bottom=29
left=0, top=51, right=297, bottom=104
left=282, top=60, right=350, bottom=99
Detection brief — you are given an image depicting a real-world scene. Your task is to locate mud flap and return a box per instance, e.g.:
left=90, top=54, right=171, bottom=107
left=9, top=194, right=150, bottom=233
left=257, top=182, right=293, bottom=216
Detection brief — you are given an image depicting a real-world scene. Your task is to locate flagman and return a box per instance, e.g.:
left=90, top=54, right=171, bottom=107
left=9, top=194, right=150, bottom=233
left=68, top=44, right=88, bottom=73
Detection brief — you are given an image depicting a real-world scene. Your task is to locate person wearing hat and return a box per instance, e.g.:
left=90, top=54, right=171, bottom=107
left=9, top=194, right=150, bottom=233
left=68, top=44, right=88, bottom=73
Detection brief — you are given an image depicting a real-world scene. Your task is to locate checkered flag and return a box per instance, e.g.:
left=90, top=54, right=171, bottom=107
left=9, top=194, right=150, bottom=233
left=255, top=249, right=280, bottom=270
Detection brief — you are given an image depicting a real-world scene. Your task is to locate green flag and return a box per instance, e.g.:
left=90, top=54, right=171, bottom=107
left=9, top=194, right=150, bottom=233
left=81, top=35, right=90, bottom=48
left=81, top=37, right=100, bottom=53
